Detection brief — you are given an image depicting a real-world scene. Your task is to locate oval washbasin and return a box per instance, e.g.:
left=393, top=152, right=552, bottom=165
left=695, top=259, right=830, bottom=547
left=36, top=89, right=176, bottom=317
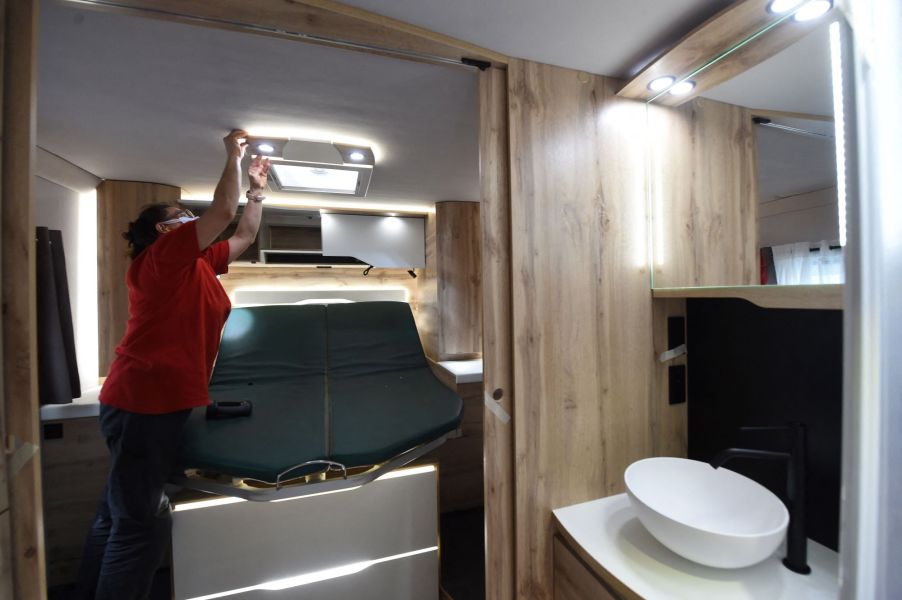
left=624, top=457, right=789, bottom=569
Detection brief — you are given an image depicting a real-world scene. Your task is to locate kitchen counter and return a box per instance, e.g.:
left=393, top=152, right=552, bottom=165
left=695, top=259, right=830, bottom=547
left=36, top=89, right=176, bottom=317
left=552, top=493, right=838, bottom=600
left=40, top=386, right=101, bottom=421
left=435, top=359, right=483, bottom=384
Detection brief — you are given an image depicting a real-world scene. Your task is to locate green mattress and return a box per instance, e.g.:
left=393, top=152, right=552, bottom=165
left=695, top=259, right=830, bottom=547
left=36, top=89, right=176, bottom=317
left=177, top=302, right=464, bottom=483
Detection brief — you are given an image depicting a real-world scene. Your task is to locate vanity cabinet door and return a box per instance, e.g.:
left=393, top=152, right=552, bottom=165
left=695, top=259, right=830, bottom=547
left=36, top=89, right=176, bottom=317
left=553, top=536, right=621, bottom=600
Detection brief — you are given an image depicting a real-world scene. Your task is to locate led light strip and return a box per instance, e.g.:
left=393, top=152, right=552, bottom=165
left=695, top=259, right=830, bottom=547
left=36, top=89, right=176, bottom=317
left=828, top=21, right=847, bottom=247
left=185, top=545, right=438, bottom=600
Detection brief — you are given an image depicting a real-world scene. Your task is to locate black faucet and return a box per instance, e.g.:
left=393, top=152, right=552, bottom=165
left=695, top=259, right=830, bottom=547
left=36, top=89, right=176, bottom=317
left=710, top=422, right=810, bottom=575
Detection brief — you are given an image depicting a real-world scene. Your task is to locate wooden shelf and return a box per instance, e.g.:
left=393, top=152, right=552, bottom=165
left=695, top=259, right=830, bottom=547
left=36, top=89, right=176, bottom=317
left=652, top=284, right=843, bottom=310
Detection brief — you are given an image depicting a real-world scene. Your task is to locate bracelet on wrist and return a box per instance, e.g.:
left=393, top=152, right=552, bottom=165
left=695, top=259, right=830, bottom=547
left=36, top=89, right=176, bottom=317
left=245, top=190, right=265, bottom=203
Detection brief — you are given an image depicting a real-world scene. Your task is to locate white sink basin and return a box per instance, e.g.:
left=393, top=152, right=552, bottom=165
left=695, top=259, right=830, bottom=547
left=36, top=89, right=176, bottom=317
left=624, top=457, right=788, bottom=569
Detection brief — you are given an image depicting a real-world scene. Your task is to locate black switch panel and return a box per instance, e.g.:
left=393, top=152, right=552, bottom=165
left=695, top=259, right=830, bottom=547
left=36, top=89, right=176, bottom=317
left=669, top=365, right=686, bottom=405
left=43, top=422, right=63, bottom=440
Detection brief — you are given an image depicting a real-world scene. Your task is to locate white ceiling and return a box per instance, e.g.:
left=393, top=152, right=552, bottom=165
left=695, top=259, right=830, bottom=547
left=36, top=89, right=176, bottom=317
left=340, top=0, right=726, bottom=78
left=37, top=0, right=480, bottom=207
left=38, top=0, right=838, bottom=209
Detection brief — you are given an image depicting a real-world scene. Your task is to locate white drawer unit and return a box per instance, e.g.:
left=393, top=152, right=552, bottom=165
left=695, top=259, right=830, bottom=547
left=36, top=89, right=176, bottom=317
left=172, top=465, right=439, bottom=600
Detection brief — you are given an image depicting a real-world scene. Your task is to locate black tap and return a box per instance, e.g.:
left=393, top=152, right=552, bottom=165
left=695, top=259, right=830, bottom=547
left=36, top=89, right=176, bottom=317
left=709, top=422, right=810, bottom=575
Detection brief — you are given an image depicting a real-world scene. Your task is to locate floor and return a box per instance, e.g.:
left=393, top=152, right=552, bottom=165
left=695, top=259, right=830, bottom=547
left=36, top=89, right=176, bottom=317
left=440, top=508, right=485, bottom=600
left=51, top=508, right=485, bottom=599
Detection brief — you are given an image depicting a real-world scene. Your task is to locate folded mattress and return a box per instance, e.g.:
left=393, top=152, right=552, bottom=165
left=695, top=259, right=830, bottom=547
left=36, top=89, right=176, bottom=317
left=177, top=302, right=464, bottom=484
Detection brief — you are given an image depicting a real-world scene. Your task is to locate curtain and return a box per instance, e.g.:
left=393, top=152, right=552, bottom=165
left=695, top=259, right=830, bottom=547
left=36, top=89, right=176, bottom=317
left=772, top=241, right=845, bottom=285
left=37, top=227, right=81, bottom=404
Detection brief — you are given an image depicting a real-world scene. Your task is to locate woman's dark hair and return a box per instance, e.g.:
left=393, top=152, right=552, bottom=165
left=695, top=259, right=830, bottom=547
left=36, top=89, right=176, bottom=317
left=122, top=203, right=173, bottom=259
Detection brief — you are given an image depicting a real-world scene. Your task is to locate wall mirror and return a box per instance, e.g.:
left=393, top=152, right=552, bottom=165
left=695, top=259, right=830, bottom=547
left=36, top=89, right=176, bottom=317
left=646, top=8, right=849, bottom=289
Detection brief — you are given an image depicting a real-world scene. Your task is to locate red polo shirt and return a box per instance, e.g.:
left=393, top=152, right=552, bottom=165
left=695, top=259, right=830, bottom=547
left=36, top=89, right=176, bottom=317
left=101, top=221, right=232, bottom=414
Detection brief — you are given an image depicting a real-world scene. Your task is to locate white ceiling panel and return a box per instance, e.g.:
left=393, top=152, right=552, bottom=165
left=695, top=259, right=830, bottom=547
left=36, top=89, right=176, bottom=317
left=37, top=0, right=480, bottom=206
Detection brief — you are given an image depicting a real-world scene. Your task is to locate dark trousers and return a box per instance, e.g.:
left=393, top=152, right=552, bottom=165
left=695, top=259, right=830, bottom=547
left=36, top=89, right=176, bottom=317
left=75, top=404, right=190, bottom=600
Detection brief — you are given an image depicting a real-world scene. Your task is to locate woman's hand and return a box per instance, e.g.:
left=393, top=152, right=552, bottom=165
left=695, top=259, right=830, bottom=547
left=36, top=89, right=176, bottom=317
left=223, top=129, right=249, bottom=161
left=248, top=156, right=271, bottom=191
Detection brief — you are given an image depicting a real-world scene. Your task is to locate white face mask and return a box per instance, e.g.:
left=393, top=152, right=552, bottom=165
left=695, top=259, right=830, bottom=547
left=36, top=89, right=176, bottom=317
left=158, top=210, right=199, bottom=226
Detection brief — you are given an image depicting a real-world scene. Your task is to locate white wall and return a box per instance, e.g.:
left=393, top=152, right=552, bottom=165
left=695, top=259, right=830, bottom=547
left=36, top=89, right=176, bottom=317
left=758, top=187, right=839, bottom=247
left=34, top=175, right=99, bottom=391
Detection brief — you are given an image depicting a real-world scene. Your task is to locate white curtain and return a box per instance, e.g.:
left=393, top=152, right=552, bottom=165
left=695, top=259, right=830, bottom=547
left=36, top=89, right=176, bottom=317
left=772, top=241, right=844, bottom=285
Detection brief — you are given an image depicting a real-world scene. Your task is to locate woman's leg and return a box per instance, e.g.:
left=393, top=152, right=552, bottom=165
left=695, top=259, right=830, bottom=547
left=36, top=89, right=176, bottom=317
left=95, top=407, right=190, bottom=600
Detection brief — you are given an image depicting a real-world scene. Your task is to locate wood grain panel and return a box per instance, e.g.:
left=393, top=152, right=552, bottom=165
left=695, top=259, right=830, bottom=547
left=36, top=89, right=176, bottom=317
left=436, top=201, right=482, bottom=360
left=552, top=536, right=619, bottom=600
left=96, top=180, right=181, bottom=376
left=652, top=283, right=843, bottom=310
left=651, top=298, right=688, bottom=458
left=619, top=0, right=824, bottom=105
left=649, top=97, right=758, bottom=288
left=508, top=60, right=653, bottom=600
left=74, top=0, right=506, bottom=68
left=41, top=419, right=109, bottom=588
left=0, top=0, right=12, bottom=596
left=1, top=0, right=45, bottom=595
left=419, top=213, right=439, bottom=359
left=479, top=66, right=515, bottom=600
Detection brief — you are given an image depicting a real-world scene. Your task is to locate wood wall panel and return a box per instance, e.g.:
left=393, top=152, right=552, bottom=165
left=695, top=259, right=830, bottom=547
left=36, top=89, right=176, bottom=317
left=648, top=98, right=758, bottom=288
left=96, top=180, right=181, bottom=376
left=41, top=418, right=109, bottom=587
left=436, top=201, right=482, bottom=360
left=1, top=0, right=44, bottom=596
left=419, top=213, right=439, bottom=359
left=479, top=66, right=515, bottom=600
left=419, top=204, right=483, bottom=361
left=508, top=60, right=653, bottom=600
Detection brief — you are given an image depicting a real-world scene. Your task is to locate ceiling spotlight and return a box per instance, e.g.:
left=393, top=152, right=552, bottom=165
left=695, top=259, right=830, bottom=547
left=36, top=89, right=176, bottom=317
left=349, top=151, right=365, bottom=162
left=257, top=143, right=275, bottom=154
left=647, top=76, right=676, bottom=93
left=669, top=80, right=696, bottom=96
left=767, top=0, right=805, bottom=14
left=793, top=0, right=832, bottom=21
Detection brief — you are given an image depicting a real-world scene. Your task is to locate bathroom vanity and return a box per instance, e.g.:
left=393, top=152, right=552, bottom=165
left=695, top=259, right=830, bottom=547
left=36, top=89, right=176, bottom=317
left=552, top=494, right=838, bottom=600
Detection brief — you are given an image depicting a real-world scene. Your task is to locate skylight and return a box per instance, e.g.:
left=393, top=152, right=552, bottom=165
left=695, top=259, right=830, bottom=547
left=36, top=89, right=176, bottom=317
left=270, top=164, right=360, bottom=194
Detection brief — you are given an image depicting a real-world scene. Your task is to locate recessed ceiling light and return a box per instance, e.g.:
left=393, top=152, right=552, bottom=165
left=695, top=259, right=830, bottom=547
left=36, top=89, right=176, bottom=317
left=257, top=143, right=275, bottom=154
left=767, top=0, right=805, bottom=14
left=349, top=151, right=365, bottom=162
left=270, top=164, right=360, bottom=194
left=669, top=81, right=696, bottom=96
left=648, top=76, right=676, bottom=93
left=793, top=0, right=832, bottom=21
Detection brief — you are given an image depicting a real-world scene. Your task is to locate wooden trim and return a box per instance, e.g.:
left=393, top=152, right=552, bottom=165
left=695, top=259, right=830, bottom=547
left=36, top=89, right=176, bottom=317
left=2, top=0, right=46, bottom=596
left=651, top=284, right=844, bottom=310
left=651, top=299, right=688, bottom=458
left=69, top=0, right=507, bottom=68
left=479, top=66, right=515, bottom=600
left=551, top=523, right=642, bottom=600
left=750, top=108, right=835, bottom=122
left=618, top=0, right=827, bottom=106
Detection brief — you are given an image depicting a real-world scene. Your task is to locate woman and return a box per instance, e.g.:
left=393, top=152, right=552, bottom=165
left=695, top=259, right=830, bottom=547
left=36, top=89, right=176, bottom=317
left=76, top=129, right=270, bottom=599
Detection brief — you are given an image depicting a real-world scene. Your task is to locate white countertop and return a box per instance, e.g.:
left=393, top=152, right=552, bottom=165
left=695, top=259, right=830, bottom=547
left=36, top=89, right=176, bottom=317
left=553, top=493, right=838, bottom=600
left=40, top=386, right=101, bottom=421
left=436, top=359, right=483, bottom=384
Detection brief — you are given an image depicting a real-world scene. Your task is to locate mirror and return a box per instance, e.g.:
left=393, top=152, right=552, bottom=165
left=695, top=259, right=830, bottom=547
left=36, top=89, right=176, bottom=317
left=647, top=16, right=848, bottom=288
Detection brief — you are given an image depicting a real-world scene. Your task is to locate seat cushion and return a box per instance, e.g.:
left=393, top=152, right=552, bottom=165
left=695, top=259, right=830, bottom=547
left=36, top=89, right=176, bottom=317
left=326, top=302, right=427, bottom=377
left=178, top=379, right=327, bottom=483
left=211, top=304, right=326, bottom=386
left=330, top=367, right=464, bottom=466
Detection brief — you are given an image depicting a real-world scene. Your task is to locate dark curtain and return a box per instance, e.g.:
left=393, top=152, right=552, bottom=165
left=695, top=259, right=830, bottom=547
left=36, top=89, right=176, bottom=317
left=37, top=227, right=81, bottom=404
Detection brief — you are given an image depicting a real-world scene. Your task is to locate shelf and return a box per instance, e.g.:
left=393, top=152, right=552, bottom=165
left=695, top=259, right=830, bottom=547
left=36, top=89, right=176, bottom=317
left=652, top=284, right=843, bottom=310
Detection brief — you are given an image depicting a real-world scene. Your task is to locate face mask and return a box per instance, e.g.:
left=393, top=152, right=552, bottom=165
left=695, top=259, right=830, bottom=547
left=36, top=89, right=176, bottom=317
left=158, top=210, right=199, bottom=226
